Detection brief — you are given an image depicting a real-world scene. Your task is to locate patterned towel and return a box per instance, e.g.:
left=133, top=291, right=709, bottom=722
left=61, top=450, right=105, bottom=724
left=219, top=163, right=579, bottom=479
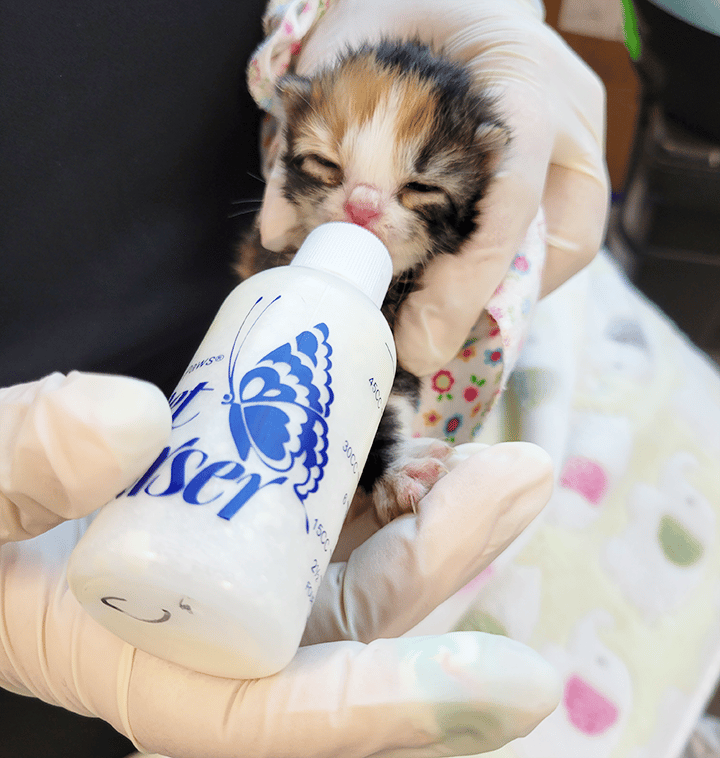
left=411, top=251, right=720, bottom=758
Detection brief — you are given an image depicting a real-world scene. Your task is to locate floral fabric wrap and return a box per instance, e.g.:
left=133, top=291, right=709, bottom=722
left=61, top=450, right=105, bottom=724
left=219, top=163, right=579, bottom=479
left=247, top=0, right=333, bottom=116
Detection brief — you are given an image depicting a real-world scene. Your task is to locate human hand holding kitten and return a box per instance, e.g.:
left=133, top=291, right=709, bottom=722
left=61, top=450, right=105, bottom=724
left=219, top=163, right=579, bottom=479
left=265, top=0, right=610, bottom=377
left=238, top=38, right=510, bottom=522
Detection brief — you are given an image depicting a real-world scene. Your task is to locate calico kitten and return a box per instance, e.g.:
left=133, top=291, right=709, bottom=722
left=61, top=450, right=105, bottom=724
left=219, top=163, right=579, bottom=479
left=236, top=39, right=509, bottom=523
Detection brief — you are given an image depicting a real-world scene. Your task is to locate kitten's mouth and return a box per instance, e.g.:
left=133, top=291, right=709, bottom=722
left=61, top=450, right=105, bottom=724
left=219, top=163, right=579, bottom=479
left=337, top=215, right=396, bottom=265
left=343, top=216, right=386, bottom=245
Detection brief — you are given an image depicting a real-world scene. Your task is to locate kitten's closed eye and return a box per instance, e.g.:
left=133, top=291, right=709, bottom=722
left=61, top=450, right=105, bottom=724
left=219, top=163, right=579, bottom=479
left=403, top=181, right=442, bottom=194
left=294, top=154, right=343, bottom=187
left=399, top=180, right=453, bottom=216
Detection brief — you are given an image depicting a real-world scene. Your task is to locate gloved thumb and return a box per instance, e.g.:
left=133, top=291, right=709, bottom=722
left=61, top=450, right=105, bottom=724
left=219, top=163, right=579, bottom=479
left=0, top=371, right=171, bottom=543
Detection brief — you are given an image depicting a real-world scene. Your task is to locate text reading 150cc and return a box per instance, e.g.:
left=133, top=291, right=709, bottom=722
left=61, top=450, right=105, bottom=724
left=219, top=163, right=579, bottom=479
left=313, top=519, right=331, bottom=552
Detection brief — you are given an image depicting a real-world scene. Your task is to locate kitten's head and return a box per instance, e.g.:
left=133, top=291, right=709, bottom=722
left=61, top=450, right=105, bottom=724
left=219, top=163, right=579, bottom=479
left=263, top=39, right=509, bottom=278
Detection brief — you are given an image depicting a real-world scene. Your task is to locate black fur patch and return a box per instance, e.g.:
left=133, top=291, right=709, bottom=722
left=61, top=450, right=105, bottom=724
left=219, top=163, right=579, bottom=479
left=358, top=402, right=402, bottom=494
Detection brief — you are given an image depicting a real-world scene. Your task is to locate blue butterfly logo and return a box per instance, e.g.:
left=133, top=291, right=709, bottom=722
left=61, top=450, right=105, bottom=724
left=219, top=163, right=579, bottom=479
left=222, top=297, right=334, bottom=530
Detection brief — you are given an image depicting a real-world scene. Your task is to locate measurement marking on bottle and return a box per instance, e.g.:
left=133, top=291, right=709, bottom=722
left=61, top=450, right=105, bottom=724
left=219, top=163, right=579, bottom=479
left=368, top=377, right=383, bottom=408
left=312, top=519, right=331, bottom=551
left=342, top=440, right=359, bottom=473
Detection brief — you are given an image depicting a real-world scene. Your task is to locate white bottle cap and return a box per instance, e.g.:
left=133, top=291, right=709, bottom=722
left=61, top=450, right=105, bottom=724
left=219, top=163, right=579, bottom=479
left=291, top=222, right=393, bottom=308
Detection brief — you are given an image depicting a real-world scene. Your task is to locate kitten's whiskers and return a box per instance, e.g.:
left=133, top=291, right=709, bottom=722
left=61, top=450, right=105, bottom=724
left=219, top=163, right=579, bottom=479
left=228, top=202, right=262, bottom=219
left=246, top=171, right=266, bottom=185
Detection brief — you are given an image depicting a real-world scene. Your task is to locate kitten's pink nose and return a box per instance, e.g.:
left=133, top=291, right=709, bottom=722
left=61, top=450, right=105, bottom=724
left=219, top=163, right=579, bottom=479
left=345, top=202, right=381, bottom=227
left=344, top=185, right=383, bottom=228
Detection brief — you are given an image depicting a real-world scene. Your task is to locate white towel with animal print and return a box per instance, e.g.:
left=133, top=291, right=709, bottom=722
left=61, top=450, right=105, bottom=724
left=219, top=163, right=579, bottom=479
left=409, top=249, right=720, bottom=758
left=247, top=3, right=720, bottom=756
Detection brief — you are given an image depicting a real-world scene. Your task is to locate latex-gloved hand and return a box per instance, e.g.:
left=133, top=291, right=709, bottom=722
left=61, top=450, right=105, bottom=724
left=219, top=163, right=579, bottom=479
left=0, top=372, right=559, bottom=758
left=261, top=0, right=610, bottom=376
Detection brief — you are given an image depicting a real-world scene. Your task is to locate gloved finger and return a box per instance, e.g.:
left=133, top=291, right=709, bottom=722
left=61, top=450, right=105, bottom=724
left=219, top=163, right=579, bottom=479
left=330, top=441, right=496, bottom=563
left=392, top=169, right=545, bottom=376
left=128, top=632, right=560, bottom=758
left=527, top=21, right=610, bottom=296
left=393, top=98, right=607, bottom=375
left=0, top=371, right=171, bottom=543
left=541, top=162, right=610, bottom=298
left=446, top=5, right=609, bottom=299
left=295, top=0, right=542, bottom=74
left=1, top=520, right=560, bottom=758
left=302, top=442, right=553, bottom=646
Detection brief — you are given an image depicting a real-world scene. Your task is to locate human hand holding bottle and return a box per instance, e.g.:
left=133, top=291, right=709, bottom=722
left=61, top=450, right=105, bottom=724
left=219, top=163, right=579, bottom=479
left=0, top=369, right=559, bottom=757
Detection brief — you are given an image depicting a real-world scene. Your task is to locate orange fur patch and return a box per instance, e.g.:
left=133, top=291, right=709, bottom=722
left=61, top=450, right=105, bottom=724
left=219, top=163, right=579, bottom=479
left=297, top=53, right=440, bottom=161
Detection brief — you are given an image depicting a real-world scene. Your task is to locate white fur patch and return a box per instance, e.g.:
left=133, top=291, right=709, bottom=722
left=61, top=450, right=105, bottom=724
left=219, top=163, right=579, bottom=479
left=342, top=87, right=405, bottom=191
left=332, top=87, right=427, bottom=273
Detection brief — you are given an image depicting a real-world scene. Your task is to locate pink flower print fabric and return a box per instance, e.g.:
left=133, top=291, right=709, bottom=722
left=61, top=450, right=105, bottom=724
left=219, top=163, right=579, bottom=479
left=413, top=211, right=546, bottom=444
left=416, top=313, right=503, bottom=443
left=247, top=0, right=333, bottom=116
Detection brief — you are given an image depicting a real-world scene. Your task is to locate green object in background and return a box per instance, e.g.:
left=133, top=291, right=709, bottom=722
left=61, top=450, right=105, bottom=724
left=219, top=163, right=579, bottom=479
left=621, top=0, right=641, bottom=59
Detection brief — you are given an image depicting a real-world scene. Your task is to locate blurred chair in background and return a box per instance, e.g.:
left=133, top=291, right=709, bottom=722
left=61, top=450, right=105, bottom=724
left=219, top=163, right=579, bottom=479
left=616, top=0, right=720, bottom=353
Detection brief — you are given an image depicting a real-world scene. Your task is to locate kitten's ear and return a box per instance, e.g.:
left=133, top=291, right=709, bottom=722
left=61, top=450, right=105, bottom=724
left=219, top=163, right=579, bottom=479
left=276, top=74, right=314, bottom=116
left=475, top=121, right=511, bottom=170
left=475, top=121, right=510, bottom=151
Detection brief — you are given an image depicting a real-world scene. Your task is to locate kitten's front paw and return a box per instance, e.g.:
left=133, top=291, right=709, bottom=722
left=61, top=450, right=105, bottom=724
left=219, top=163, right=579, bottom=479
left=373, top=439, right=454, bottom=524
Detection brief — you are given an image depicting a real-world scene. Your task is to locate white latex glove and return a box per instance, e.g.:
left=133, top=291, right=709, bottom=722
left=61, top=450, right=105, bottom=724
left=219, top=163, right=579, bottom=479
left=260, top=0, right=610, bottom=376
left=0, top=372, right=172, bottom=544
left=0, top=373, right=560, bottom=757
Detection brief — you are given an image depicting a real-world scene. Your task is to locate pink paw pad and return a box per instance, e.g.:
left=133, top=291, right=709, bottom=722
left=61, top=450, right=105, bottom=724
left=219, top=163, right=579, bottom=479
left=373, top=441, right=453, bottom=523
left=403, top=458, right=449, bottom=486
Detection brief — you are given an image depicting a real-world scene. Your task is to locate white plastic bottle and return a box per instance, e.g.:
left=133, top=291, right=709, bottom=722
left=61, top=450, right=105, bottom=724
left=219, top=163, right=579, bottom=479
left=68, top=222, right=396, bottom=679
